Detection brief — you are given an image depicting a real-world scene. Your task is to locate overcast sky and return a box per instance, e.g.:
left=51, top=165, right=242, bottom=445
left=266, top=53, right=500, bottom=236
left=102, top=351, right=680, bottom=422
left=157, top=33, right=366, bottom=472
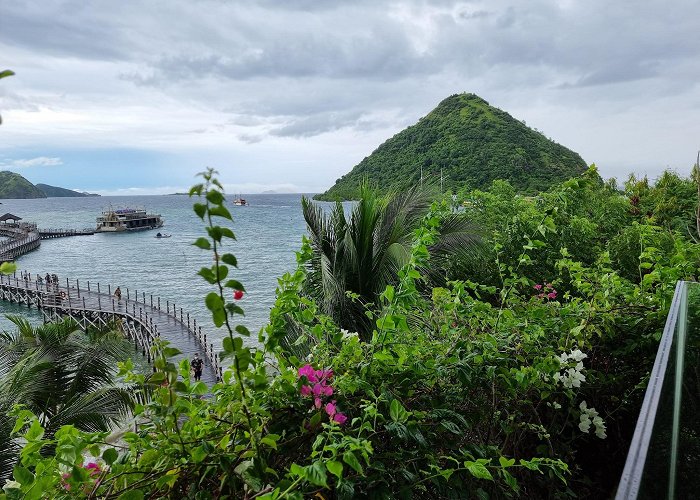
left=1, top=0, right=699, bottom=195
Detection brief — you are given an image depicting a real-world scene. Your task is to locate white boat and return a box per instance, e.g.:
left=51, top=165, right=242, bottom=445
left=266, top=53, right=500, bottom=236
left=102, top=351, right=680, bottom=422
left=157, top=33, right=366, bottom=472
left=232, top=196, right=248, bottom=206
left=96, top=207, right=164, bottom=233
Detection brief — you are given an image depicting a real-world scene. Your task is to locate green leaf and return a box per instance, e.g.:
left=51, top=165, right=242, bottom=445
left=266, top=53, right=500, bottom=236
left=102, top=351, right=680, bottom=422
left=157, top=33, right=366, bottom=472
left=0, top=70, right=15, bottom=79
left=205, top=292, right=226, bottom=327
left=306, top=461, right=328, bottom=488
left=189, top=184, right=203, bottom=196
left=235, top=325, right=251, bottom=336
left=390, top=399, right=409, bottom=423
left=206, top=190, right=224, bottom=205
left=327, top=460, right=343, bottom=479
left=343, top=451, right=363, bottom=474
left=13, top=465, right=34, bottom=485
left=194, top=237, right=211, bottom=249
left=224, top=279, right=245, bottom=291
left=223, top=337, right=234, bottom=353
left=464, top=461, right=493, bottom=480
left=260, top=436, right=278, bottom=450
left=191, top=446, right=207, bottom=463
left=209, top=204, right=233, bottom=220
left=103, top=448, right=119, bottom=465
left=193, top=203, right=207, bottom=219
left=499, top=457, right=515, bottom=468
left=290, top=463, right=305, bottom=477
left=221, top=253, right=238, bottom=267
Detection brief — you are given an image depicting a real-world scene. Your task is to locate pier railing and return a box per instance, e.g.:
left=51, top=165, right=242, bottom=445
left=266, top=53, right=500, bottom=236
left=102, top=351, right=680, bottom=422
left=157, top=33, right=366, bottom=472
left=0, top=272, right=223, bottom=381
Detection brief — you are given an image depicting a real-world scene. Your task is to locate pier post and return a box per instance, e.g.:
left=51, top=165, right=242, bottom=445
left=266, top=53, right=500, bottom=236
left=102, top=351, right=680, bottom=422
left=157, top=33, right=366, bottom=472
left=194, top=318, right=197, bottom=331
left=87, top=281, right=90, bottom=292
left=66, top=277, right=69, bottom=290
left=98, top=292, right=101, bottom=310
left=143, top=292, right=145, bottom=304
left=108, top=284, right=111, bottom=296
left=135, top=289, right=138, bottom=303
left=166, top=300, right=169, bottom=313
left=76, top=279, right=80, bottom=298
left=82, top=297, right=86, bottom=309
left=150, top=294, right=152, bottom=307
left=127, top=288, right=130, bottom=301
left=180, top=308, right=183, bottom=322
left=112, top=299, right=115, bottom=312
left=97, top=283, right=100, bottom=294
left=157, top=297, right=160, bottom=310
left=187, top=312, right=190, bottom=329
left=199, top=326, right=202, bottom=342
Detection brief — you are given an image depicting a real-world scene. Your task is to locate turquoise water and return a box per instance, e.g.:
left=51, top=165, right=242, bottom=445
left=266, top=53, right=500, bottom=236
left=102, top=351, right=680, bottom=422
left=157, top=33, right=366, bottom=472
left=0, top=194, right=323, bottom=348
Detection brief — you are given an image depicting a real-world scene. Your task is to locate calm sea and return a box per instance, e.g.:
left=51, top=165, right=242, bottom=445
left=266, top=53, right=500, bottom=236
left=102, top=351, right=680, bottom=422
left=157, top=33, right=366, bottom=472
left=0, top=194, right=327, bottom=348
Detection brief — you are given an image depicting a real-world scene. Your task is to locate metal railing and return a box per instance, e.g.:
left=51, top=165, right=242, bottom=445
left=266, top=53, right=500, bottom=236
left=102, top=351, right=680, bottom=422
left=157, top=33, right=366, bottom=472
left=616, top=281, right=700, bottom=499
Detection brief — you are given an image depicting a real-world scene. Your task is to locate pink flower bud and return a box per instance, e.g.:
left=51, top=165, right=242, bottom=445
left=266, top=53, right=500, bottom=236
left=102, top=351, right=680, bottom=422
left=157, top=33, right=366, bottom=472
left=333, top=412, right=348, bottom=425
left=534, top=284, right=542, bottom=290
left=300, top=385, right=312, bottom=396
left=325, top=401, right=337, bottom=417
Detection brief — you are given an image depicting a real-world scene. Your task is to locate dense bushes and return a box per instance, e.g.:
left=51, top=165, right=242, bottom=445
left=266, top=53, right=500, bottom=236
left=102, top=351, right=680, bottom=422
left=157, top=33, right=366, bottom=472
left=2, top=166, right=700, bottom=498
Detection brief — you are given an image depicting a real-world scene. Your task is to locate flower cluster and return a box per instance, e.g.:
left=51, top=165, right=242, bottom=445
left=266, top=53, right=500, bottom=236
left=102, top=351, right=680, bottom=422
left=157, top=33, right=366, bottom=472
left=578, top=401, right=607, bottom=439
left=298, top=364, right=347, bottom=425
left=61, top=462, right=101, bottom=491
left=533, top=282, right=557, bottom=300
left=553, top=349, right=587, bottom=389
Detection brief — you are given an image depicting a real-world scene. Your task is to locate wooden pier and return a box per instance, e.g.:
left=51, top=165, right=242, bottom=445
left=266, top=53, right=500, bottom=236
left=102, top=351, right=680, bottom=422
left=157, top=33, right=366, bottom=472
left=0, top=272, right=222, bottom=385
left=0, top=222, right=95, bottom=261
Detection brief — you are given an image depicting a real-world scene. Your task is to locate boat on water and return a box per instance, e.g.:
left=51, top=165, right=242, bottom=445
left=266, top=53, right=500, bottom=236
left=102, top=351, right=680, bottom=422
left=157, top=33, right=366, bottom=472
left=232, top=196, right=248, bottom=206
left=155, top=232, right=171, bottom=238
left=96, top=207, right=164, bottom=233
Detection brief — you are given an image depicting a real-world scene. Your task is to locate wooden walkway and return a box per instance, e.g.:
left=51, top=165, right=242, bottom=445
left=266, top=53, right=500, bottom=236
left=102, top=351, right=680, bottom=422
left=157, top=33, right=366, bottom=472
left=0, top=272, right=222, bottom=385
left=0, top=223, right=95, bottom=262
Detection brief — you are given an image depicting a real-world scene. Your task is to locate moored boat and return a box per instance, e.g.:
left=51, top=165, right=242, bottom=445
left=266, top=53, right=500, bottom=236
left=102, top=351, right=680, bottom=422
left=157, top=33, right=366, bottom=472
left=96, top=207, right=164, bottom=233
left=232, top=196, right=248, bottom=206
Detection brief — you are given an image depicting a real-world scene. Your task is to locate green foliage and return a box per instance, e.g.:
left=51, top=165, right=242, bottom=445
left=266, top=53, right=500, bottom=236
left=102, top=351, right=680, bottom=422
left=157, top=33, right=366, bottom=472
left=316, top=93, right=588, bottom=200
left=5, top=167, right=700, bottom=499
left=0, top=318, right=138, bottom=481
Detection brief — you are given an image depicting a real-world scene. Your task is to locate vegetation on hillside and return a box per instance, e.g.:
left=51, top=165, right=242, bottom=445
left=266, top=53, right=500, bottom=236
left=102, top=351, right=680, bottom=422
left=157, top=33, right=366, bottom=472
left=0, top=171, right=47, bottom=199
left=2, top=165, right=700, bottom=499
left=35, top=184, right=99, bottom=198
left=317, top=93, right=588, bottom=200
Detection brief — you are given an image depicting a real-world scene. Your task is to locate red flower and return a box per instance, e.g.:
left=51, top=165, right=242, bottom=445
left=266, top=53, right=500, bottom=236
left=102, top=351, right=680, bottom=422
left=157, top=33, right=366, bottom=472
left=233, top=290, right=244, bottom=300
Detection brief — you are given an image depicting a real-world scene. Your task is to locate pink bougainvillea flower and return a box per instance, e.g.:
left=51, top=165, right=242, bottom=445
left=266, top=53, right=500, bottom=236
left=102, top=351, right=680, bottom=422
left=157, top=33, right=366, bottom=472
left=325, top=401, right=337, bottom=417
left=547, top=292, right=557, bottom=299
left=319, top=369, right=334, bottom=379
left=315, top=397, right=322, bottom=409
left=322, top=384, right=333, bottom=396
left=85, top=463, right=101, bottom=477
left=300, top=385, right=312, bottom=396
left=333, top=412, right=348, bottom=425
left=546, top=283, right=553, bottom=289
left=312, top=383, right=324, bottom=396
left=298, top=364, right=317, bottom=382
left=533, top=284, right=543, bottom=290
left=233, top=290, right=244, bottom=300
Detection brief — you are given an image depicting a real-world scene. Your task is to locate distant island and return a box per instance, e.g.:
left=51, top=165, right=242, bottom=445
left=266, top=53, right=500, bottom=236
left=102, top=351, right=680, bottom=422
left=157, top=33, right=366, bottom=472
left=0, top=171, right=100, bottom=199
left=35, top=183, right=100, bottom=198
left=316, top=93, right=588, bottom=200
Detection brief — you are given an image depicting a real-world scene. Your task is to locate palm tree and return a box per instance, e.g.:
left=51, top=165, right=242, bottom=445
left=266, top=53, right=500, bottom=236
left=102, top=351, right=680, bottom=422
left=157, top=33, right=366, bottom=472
left=0, top=316, right=139, bottom=479
left=300, top=184, right=482, bottom=341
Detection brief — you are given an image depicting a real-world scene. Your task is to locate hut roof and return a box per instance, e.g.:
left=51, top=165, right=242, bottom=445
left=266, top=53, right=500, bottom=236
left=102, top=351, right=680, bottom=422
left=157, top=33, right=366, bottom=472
left=0, top=213, right=22, bottom=222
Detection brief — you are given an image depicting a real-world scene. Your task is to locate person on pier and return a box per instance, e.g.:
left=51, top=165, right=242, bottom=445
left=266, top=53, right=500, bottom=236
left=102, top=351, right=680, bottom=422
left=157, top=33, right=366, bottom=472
left=191, top=353, right=203, bottom=382
left=114, top=286, right=122, bottom=303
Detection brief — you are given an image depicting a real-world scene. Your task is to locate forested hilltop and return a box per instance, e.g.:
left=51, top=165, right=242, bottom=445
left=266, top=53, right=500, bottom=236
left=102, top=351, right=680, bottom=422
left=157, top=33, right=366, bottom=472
left=316, top=93, right=588, bottom=200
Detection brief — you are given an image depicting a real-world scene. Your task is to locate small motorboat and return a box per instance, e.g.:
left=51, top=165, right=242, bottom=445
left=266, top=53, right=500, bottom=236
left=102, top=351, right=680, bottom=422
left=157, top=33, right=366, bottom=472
left=155, top=232, right=172, bottom=238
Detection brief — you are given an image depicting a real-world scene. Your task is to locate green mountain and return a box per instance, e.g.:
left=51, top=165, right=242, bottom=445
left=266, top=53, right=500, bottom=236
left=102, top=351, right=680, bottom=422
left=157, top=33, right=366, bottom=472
left=0, top=171, right=46, bottom=199
left=316, top=93, right=588, bottom=200
left=35, top=183, right=100, bottom=197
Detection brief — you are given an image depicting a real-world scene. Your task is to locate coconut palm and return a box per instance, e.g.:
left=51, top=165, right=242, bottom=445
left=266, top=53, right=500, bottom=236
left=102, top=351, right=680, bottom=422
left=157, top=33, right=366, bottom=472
left=0, top=316, right=138, bottom=479
left=300, top=184, right=482, bottom=341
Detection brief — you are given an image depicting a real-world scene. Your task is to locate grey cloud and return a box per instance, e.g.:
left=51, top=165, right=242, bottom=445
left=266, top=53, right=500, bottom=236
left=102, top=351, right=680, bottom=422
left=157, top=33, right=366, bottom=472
left=269, top=111, right=365, bottom=138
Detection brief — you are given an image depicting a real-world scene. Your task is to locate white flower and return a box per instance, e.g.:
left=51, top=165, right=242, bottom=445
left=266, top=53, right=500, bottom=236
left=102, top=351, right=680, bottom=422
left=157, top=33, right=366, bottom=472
left=3, top=480, right=21, bottom=492
left=578, top=418, right=591, bottom=433
left=558, top=352, right=569, bottom=364
left=552, top=402, right=561, bottom=409
left=569, top=349, right=588, bottom=362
